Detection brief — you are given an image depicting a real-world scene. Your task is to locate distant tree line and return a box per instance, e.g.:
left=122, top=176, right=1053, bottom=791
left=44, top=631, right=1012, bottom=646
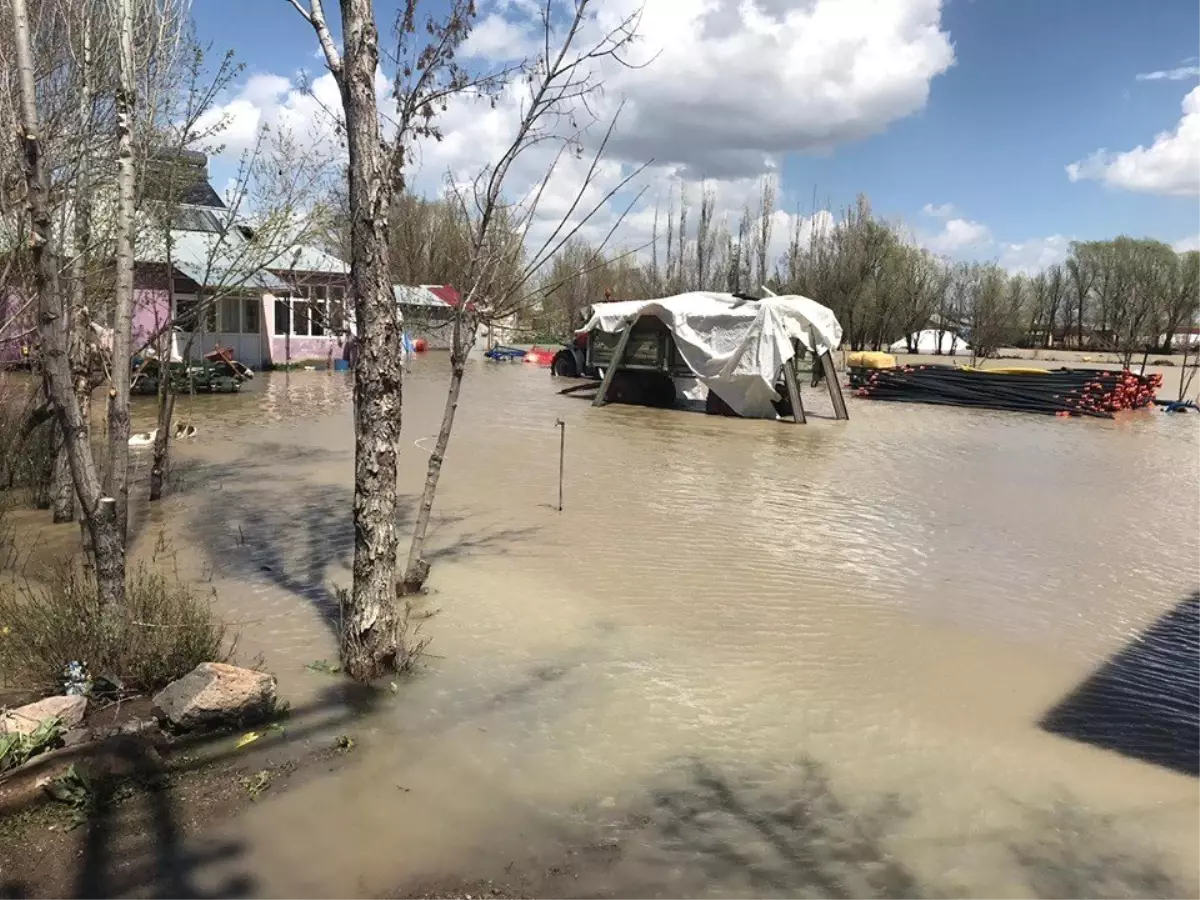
left=518, top=179, right=1200, bottom=364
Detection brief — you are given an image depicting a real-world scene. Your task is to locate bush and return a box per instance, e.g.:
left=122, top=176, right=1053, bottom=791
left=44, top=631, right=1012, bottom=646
left=0, top=561, right=235, bottom=697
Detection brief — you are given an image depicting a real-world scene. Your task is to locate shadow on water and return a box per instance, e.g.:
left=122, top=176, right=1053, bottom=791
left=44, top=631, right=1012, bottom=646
left=173, top=446, right=539, bottom=637
left=0, top=682, right=384, bottom=899
left=411, top=756, right=1189, bottom=900
left=1039, top=590, right=1200, bottom=777
left=542, top=759, right=1188, bottom=900
left=628, top=757, right=922, bottom=899
left=1007, top=799, right=1189, bottom=900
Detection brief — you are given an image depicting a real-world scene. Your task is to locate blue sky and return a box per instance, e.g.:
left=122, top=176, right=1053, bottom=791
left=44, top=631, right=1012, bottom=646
left=190, top=0, right=1200, bottom=269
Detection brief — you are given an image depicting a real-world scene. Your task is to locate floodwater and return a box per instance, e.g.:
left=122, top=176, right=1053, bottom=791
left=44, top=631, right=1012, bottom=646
left=19, top=358, right=1200, bottom=896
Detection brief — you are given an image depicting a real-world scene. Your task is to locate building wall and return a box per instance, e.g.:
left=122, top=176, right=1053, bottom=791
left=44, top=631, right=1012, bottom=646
left=269, top=335, right=349, bottom=366
left=2, top=287, right=170, bottom=365
left=263, top=292, right=349, bottom=366
left=132, top=289, right=171, bottom=354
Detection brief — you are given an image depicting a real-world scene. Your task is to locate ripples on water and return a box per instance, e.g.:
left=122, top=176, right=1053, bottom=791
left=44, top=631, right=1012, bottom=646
left=118, top=361, right=1198, bottom=897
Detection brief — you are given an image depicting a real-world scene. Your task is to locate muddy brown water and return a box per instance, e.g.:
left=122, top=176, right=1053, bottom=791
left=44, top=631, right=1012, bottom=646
left=8, top=357, right=1200, bottom=898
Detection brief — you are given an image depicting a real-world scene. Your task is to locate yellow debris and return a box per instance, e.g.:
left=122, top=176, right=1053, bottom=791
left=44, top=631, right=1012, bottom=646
left=846, top=351, right=896, bottom=369
left=235, top=731, right=262, bottom=749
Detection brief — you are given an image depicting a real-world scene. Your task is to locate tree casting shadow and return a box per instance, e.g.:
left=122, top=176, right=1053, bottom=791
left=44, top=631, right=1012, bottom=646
left=178, top=445, right=540, bottom=639
left=621, top=757, right=921, bottom=899
left=507, top=757, right=1193, bottom=900
left=0, top=681, right=384, bottom=899
left=1007, top=799, right=1190, bottom=899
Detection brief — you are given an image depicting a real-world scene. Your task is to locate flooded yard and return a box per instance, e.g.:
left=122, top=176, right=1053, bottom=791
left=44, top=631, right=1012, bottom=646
left=10, top=356, right=1200, bottom=897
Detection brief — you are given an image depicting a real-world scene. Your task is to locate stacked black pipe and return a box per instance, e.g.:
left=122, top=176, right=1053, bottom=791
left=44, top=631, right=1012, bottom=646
left=849, top=365, right=1163, bottom=419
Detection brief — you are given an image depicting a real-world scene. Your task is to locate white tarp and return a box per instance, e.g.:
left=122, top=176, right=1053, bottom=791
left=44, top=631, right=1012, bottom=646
left=890, top=329, right=970, bottom=355
left=582, top=292, right=843, bottom=419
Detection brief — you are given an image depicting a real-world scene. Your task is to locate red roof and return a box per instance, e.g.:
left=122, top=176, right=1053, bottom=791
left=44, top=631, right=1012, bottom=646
left=427, top=285, right=462, bottom=307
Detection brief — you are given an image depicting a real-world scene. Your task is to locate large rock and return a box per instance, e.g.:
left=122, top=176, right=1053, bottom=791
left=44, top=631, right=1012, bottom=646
left=152, top=663, right=276, bottom=730
left=0, top=695, right=87, bottom=737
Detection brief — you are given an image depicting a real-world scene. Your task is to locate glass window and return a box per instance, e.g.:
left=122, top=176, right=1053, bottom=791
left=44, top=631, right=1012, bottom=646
left=274, top=298, right=291, bottom=335
left=219, top=296, right=241, bottom=333
left=329, top=286, right=346, bottom=333
left=178, top=295, right=216, bottom=332
left=293, top=299, right=311, bottom=336
left=175, top=295, right=200, bottom=330
left=243, top=298, right=261, bottom=334
left=311, top=286, right=327, bottom=337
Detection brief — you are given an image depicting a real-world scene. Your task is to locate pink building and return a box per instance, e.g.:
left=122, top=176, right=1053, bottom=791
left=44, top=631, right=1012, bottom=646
left=2, top=152, right=463, bottom=370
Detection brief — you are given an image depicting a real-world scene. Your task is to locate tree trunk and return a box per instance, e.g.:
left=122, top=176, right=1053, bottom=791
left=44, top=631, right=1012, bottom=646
left=50, top=419, right=74, bottom=521
left=149, top=349, right=174, bottom=502
left=106, top=0, right=136, bottom=540
left=403, top=315, right=473, bottom=594
left=53, top=0, right=96, bottom=527
left=338, top=0, right=404, bottom=679
left=10, top=0, right=124, bottom=605
left=150, top=237, right=176, bottom=502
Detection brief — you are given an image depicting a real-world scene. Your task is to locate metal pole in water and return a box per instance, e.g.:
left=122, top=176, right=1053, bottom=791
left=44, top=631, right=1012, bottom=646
left=555, top=419, right=565, bottom=512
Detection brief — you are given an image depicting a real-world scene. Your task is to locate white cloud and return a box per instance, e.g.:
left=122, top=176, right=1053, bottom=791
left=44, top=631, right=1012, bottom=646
left=999, top=235, right=1070, bottom=275
left=922, top=217, right=992, bottom=255
left=1174, top=233, right=1200, bottom=253
left=209, top=0, right=954, bottom=177
left=921, top=202, right=955, bottom=218
left=461, top=13, right=538, bottom=60
left=193, top=0, right=953, bottom=272
left=195, top=70, right=348, bottom=161
left=1066, top=85, right=1200, bottom=197
left=588, top=0, right=955, bottom=177
left=1136, top=65, right=1200, bottom=82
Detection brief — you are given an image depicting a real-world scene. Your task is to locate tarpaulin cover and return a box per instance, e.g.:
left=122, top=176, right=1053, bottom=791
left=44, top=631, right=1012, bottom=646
left=581, top=292, right=843, bottom=419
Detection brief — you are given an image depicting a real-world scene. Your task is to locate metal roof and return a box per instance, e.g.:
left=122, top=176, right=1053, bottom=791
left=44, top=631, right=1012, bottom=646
left=393, top=285, right=451, bottom=307
left=138, top=221, right=291, bottom=292
left=269, top=245, right=350, bottom=275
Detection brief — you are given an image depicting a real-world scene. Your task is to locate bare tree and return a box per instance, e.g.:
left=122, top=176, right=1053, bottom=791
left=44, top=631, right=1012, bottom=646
left=288, top=0, right=492, bottom=677
left=695, top=180, right=714, bottom=290
left=8, top=0, right=125, bottom=605
left=1161, top=250, right=1200, bottom=352
left=754, top=173, right=776, bottom=289
left=400, top=0, right=646, bottom=594
left=107, top=0, right=138, bottom=539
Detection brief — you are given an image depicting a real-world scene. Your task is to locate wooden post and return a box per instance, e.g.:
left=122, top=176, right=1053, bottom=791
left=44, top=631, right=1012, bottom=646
left=820, top=350, right=849, bottom=420
left=592, top=321, right=636, bottom=407
left=782, top=343, right=806, bottom=424
left=555, top=419, right=565, bottom=511
left=809, top=328, right=823, bottom=388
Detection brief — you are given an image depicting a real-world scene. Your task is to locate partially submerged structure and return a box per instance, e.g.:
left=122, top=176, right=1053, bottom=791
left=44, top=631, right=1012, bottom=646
left=1, top=150, right=462, bottom=370
left=576, top=292, right=848, bottom=423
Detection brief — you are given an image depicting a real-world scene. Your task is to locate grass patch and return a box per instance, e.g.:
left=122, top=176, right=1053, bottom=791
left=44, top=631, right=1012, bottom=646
left=0, top=717, right=63, bottom=774
left=0, top=560, right=235, bottom=698
left=43, top=764, right=96, bottom=828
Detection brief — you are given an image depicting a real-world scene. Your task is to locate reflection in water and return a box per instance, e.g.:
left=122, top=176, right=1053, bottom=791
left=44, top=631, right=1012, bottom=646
left=55, top=361, right=1200, bottom=896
